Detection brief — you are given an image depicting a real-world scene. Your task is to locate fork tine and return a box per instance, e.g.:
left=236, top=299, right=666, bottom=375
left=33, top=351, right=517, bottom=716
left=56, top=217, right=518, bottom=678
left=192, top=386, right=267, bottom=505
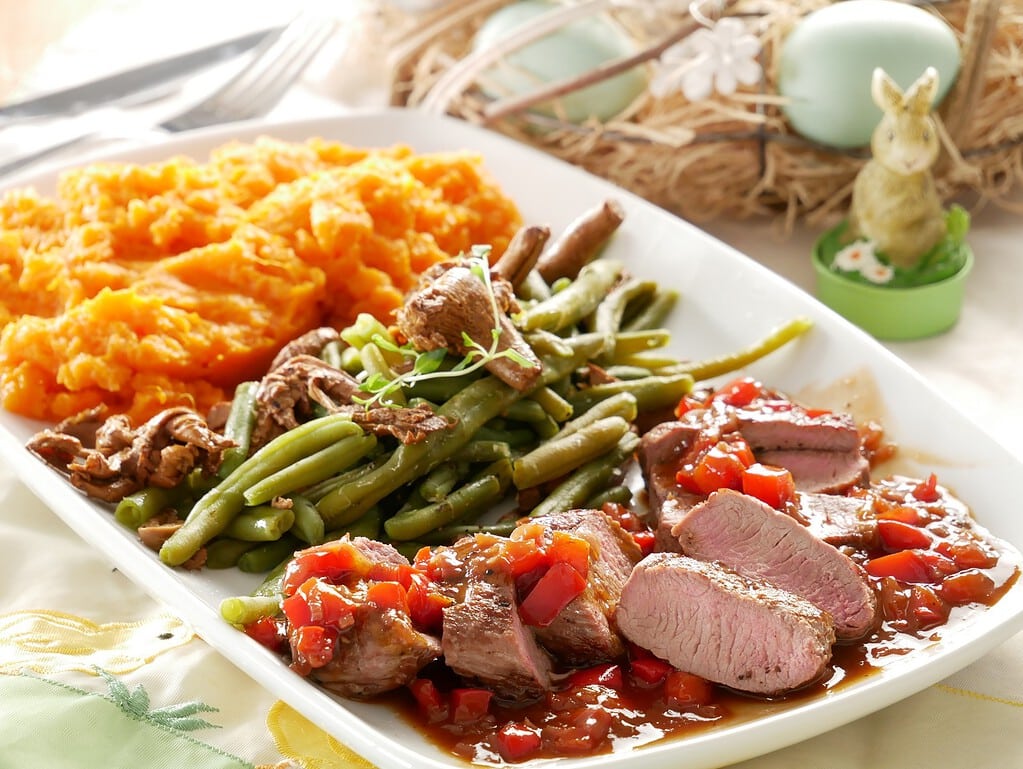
left=159, top=14, right=336, bottom=133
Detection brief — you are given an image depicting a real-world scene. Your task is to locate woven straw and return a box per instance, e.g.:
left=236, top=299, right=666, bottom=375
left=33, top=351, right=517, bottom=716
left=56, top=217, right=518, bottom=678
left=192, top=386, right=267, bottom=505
left=381, top=0, right=1021, bottom=226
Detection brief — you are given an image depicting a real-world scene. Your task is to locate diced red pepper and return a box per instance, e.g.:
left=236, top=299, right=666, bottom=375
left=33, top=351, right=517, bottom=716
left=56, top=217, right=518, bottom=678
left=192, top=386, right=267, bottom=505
left=407, top=573, right=451, bottom=633
left=290, top=624, right=336, bottom=670
left=408, top=678, right=448, bottom=724
left=908, top=585, right=949, bottom=629
left=631, top=529, right=656, bottom=556
left=865, top=549, right=955, bottom=584
left=450, top=688, right=493, bottom=723
left=911, top=473, right=941, bottom=503
left=548, top=531, right=591, bottom=579
left=741, top=463, right=796, bottom=509
left=630, top=657, right=673, bottom=686
left=940, top=569, right=996, bottom=605
left=366, top=581, right=409, bottom=613
left=876, top=505, right=923, bottom=525
left=518, top=561, right=587, bottom=627
left=711, top=376, right=763, bottom=407
left=677, top=442, right=749, bottom=496
left=663, top=670, right=713, bottom=708
left=243, top=615, right=286, bottom=653
left=281, top=541, right=370, bottom=596
left=368, top=561, right=415, bottom=589
left=500, top=538, right=550, bottom=579
left=673, top=394, right=708, bottom=418
left=282, top=578, right=356, bottom=630
left=567, top=663, right=624, bottom=690
left=877, top=520, right=933, bottom=552
left=493, top=722, right=542, bottom=762
left=936, top=540, right=1000, bottom=570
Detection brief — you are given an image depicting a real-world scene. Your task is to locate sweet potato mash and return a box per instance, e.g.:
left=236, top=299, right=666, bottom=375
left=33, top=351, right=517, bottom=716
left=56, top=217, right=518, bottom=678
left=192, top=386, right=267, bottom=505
left=0, top=137, right=521, bottom=423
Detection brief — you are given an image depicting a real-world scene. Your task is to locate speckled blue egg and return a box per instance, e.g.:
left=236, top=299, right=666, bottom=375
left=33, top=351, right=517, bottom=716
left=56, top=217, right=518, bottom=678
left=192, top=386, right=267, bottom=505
left=778, top=0, right=961, bottom=148
left=473, top=0, right=647, bottom=124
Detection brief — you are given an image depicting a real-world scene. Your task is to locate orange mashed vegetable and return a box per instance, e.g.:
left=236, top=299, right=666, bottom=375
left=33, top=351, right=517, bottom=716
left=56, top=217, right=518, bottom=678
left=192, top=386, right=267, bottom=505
left=0, top=137, right=521, bottom=423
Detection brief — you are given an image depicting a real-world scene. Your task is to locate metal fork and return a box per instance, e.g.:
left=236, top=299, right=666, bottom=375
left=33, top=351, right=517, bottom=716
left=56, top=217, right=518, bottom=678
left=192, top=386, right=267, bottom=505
left=0, top=14, right=336, bottom=179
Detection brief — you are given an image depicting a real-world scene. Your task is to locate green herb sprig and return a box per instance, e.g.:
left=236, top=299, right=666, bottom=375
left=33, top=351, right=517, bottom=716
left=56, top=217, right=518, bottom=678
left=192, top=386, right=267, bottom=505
left=355, top=247, right=535, bottom=408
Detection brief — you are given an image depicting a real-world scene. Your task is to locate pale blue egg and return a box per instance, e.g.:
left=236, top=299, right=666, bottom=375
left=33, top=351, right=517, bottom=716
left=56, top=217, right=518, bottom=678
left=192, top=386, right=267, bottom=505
left=778, top=0, right=961, bottom=149
left=473, top=0, right=647, bottom=123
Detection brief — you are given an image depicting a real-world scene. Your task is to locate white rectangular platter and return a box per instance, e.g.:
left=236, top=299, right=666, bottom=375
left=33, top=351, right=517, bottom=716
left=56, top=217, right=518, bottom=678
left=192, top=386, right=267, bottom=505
left=1, top=108, right=1022, bottom=769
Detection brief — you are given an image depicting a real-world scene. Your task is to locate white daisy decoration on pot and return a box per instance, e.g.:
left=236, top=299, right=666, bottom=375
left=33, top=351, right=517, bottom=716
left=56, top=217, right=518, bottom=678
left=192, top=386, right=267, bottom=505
left=650, top=16, right=762, bottom=102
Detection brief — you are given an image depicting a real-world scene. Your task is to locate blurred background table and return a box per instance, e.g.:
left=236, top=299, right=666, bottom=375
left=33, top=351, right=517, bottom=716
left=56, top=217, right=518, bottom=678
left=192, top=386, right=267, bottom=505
left=1, top=2, right=1021, bottom=768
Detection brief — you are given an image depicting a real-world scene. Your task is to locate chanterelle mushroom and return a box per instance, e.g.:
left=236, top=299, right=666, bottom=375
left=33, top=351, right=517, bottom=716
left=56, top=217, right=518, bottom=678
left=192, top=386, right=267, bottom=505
left=397, top=260, right=542, bottom=392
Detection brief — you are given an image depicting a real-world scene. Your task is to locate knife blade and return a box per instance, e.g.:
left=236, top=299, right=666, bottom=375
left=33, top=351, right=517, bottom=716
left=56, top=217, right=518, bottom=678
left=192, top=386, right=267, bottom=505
left=0, top=25, right=285, bottom=123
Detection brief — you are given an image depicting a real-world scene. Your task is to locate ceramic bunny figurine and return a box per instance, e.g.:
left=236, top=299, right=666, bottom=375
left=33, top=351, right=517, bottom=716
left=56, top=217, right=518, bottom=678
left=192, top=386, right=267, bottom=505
left=847, top=67, right=946, bottom=267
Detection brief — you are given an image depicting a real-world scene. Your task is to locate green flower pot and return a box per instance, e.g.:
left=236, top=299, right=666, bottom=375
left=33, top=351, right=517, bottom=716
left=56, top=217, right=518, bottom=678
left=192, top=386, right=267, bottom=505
left=811, top=236, right=973, bottom=341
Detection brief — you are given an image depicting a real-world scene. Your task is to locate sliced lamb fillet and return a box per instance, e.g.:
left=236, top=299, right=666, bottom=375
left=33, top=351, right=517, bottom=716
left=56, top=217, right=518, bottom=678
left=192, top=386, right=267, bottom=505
left=297, top=537, right=442, bottom=698
left=616, top=553, right=835, bottom=696
left=442, top=568, right=553, bottom=704
left=637, top=421, right=705, bottom=551
left=794, top=492, right=878, bottom=550
left=310, top=584, right=442, bottom=699
left=757, top=448, right=869, bottom=494
left=671, top=489, right=878, bottom=640
left=736, top=407, right=862, bottom=453
left=530, top=509, right=643, bottom=665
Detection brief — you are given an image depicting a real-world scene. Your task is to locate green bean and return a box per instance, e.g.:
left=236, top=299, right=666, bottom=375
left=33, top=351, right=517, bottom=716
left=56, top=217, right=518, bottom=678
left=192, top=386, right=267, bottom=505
left=315, top=339, right=603, bottom=528
left=418, top=519, right=518, bottom=545
left=612, top=353, right=681, bottom=370
left=340, top=312, right=392, bottom=350
left=252, top=557, right=290, bottom=597
left=452, top=440, right=512, bottom=464
left=205, top=537, right=259, bottom=569
left=218, top=381, right=258, bottom=478
left=531, top=413, right=561, bottom=440
left=558, top=392, right=638, bottom=437
left=584, top=483, right=633, bottom=509
left=301, top=454, right=389, bottom=502
left=527, top=432, right=641, bottom=518
left=404, top=375, right=476, bottom=403
left=568, top=372, right=694, bottom=414
left=219, top=594, right=282, bottom=626
left=319, top=339, right=345, bottom=370
left=327, top=506, right=383, bottom=541
left=610, top=329, right=672, bottom=360
left=114, top=486, right=181, bottom=530
left=361, top=343, right=406, bottom=406
left=339, top=345, right=363, bottom=375
left=512, top=416, right=631, bottom=489
left=243, top=433, right=377, bottom=506
left=385, top=474, right=506, bottom=541
left=590, top=278, right=658, bottom=358
left=621, top=287, right=679, bottom=332
left=237, top=536, right=301, bottom=574
left=524, top=329, right=574, bottom=358
left=661, top=316, right=815, bottom=382
left=517, top=270, right=552, bottom=302
left=288, top=495, right=326, bottom=545
left=503, top=399, right=549, bottom=424
left=420, top=461, right=469, bottom=503
left=476, top=424, right=536, bottom=449
left=223, top=505, right=296, bottom=542
left=518, top=260, right=624, bottom=333
left=601, top=365, right=656, bottom=381
left=529, top=386, right=574, bottom=423
left=160, top=414, right=361, bottom=566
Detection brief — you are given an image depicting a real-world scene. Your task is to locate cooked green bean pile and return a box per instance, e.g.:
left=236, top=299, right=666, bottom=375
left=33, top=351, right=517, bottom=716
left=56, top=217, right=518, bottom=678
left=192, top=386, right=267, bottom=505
left=114, top=211, right=813, bottom=574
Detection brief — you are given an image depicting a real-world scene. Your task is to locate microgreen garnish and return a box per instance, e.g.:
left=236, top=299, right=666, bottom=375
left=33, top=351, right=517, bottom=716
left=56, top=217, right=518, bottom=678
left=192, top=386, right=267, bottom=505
left=354, top=248, right=536, bottom=408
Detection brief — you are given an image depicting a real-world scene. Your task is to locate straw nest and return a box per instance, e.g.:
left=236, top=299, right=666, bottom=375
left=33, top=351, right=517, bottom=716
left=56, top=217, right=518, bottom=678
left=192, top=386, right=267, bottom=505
left=381, top=0, right=1023, bottom=227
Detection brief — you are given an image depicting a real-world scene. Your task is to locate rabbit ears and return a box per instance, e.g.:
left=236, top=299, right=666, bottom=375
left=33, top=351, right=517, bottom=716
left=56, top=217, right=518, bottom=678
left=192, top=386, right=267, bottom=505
left=871, top=67, right=940, bottom=116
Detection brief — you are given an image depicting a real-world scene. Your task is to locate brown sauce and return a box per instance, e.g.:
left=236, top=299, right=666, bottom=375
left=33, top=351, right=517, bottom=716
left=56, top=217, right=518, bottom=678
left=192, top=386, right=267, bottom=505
left=389, top=475, right=1020, bottom=765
